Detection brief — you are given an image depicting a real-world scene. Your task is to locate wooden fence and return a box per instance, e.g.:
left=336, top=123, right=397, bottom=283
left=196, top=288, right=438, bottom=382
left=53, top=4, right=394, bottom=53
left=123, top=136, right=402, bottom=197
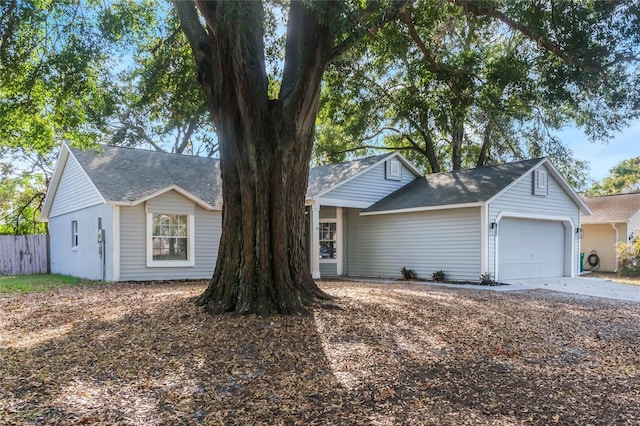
left=0, top=234, right=49, bottom=276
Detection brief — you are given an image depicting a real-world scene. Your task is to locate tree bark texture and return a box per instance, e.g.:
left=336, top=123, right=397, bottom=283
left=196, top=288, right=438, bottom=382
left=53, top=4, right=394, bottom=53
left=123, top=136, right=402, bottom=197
left=175, top=0, right=410, bottom=315
left=174, top=0, right=339, bottom=315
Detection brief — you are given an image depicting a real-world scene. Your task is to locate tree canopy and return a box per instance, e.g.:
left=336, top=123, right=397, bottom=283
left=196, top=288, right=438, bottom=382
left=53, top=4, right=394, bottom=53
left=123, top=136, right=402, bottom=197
left=586, top=157, right=640, bottom=196
left=315, top=0, right=639, bottom=190
left=0, top=0, right=217, bottom=234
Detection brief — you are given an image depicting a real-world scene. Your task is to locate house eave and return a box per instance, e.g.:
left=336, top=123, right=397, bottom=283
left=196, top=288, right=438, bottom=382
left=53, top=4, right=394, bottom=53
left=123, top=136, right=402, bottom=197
left=109, top=184, right=221, bottom=211
left=305, top=196, right=373, bottom=209
left=360, top=201, right=484, bottom=216
left=582, top=220, right=629, bottom=226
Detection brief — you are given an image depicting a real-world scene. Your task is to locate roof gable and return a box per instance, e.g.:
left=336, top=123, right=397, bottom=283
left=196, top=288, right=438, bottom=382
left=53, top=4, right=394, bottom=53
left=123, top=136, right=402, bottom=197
left=582, top=192, right=640, bottom=224
left=364, top=158, right=544, bottom=214
left=306, top=152, right=421, bottom=199
left=363, top=158, right=590, bottom=215
left=40, top=145, right=106, bottom=220
left=71, top=144, right=223, bottom=209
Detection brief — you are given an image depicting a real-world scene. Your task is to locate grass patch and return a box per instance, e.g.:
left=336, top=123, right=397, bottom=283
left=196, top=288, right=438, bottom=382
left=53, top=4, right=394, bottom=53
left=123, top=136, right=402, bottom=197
left=0, top=274, right=86, bottom=294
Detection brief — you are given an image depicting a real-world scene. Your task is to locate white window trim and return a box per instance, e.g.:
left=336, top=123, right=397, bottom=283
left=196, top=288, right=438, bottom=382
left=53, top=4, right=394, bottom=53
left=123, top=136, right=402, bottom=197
left=71, top=220, right=78, bottom=251
left=318, top=207, right=343, bottom=275
left=319, top=218, right=338, bottom=264
left=146, top=213, right=195, bottom=267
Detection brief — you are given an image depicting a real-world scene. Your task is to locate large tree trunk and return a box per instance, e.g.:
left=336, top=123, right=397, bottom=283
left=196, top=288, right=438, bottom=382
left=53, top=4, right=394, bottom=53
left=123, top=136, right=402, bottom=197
left=174, top=0, right=335, bottom=315
left=199, top=105, right=329, bottom=315
left=174, top=0, right=409, bottom=315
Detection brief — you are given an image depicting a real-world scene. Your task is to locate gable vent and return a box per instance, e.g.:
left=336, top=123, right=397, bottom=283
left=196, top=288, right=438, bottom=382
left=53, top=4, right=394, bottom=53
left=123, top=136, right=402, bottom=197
left=533, top=168, right=548, bottom=196
left=385, top=159, right=402, bottom=181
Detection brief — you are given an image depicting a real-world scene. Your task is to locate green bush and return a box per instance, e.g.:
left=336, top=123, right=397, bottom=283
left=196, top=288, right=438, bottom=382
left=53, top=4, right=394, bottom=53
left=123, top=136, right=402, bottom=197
left=479, top=272, right=496, bottom=285
left=617, top=240, right=640, bottom=277
left=432, top=270, right=446, bottom=282
left=401, top=267, right=415, bottom=280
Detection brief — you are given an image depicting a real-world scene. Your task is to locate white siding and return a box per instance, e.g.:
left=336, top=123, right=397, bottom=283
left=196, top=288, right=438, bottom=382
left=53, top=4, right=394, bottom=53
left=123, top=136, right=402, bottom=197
left=49, top=204, right=114, bottom=280
left=323, top=161, right=417, bottom=204
left=320, top=206, right=336, bottom=219
left=488, top=164, right=581, bottom=277
left=320, top=263, right=338, bottom=277
left=49, top=156, right=103, bottom=218
left=346, top=207, right=482, bottom=281
left=146, top=191, right=196, bottom=214
left=119, top=190, right=221, bottom=281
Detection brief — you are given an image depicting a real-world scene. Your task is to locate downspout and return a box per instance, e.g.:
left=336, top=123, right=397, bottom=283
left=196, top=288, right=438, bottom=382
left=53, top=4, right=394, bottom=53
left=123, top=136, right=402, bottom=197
left=611, top=223, right=619, bottom=272
left=480, top=204, right=488, bottom=277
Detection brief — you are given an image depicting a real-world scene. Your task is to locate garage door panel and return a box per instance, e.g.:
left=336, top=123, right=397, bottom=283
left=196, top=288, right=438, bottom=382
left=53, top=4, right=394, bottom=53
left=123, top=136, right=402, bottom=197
left=499, top=219, right=565, bottom=280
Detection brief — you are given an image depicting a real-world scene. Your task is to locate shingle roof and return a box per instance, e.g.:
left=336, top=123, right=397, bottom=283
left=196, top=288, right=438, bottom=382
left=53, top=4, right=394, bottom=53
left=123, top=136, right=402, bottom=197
left=364, top=158, right=544, bottom=213
left=71, top=145, right=394, bottom=206
left=581, top=193, right=640, bottom=224
left=71, top=145, right=223, bottom=207
left=306, top=153, right=393, bottom=198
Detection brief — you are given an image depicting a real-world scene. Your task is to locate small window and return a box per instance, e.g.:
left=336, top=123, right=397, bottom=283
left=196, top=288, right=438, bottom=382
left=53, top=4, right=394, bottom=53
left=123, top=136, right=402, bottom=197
left=147, top=213, right=194, bottom=267
left=385, top=159, right=402, bottom=181
left=319, top=222, right=337, bottom=259
left=533, top=169, right=548, bottom=196
left=71, top=220, right=78, bottom=248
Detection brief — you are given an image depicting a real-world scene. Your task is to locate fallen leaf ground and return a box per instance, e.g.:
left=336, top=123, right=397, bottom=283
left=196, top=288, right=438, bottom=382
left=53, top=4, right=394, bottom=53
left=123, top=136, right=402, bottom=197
left=1, top=280, right=638, bottom=425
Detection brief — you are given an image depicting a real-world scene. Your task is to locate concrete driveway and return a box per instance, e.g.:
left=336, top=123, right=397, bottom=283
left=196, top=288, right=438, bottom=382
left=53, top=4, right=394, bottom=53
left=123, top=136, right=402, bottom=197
left=499, top=276, right=640, bottom=303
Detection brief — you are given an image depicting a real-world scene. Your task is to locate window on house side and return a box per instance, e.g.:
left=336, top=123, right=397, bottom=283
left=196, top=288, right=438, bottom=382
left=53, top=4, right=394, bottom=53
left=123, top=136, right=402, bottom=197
left=71, top=220, right=78, bottom=248
left=151, top=214, right=188, bottom=261
left=319, top=222, right=337, bottom=259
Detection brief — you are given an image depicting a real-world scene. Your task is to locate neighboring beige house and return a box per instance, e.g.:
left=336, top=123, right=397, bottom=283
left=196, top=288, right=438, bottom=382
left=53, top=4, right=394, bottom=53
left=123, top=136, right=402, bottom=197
left=581, top=193, right=640, bottom=272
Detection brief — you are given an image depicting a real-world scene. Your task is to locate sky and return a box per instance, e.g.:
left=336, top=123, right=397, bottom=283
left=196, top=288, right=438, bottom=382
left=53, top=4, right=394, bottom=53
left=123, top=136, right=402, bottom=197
left=557, top=119, right=640, bottom=183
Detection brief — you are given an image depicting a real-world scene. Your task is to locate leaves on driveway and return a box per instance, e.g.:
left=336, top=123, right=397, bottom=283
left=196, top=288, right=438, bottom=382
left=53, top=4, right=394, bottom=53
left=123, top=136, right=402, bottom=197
left=1, top=281, right=638, bottom=425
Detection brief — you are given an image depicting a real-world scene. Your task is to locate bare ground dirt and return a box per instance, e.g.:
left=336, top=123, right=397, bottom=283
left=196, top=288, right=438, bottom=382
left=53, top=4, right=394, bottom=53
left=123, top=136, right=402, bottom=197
left=1, top=280, right=639, bottom=425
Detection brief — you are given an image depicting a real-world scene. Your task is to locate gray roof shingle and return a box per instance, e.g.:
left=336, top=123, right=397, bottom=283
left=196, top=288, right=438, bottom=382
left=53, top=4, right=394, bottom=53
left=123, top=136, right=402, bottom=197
left=581, top=192, right=640, bottom=224
left=71, top=145, right=223, bottom=207
left=71, top=145, right=394, bottom=206
left=364, top=158, right=544, bottom=213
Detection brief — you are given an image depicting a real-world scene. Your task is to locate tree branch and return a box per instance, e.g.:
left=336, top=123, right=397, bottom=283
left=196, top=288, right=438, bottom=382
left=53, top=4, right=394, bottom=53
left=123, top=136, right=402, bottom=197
left=329, top=0, right=412, bottom=62
left=400, top=10, right=478, bottom=80
left=172, top=0, right=213, bottom=97
left=175, top=120, right=197, bottom=154
left=454, top=0, right=603, bottom=73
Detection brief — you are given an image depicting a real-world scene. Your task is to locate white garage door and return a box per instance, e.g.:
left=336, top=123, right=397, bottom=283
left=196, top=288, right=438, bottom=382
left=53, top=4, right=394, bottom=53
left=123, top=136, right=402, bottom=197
left=499, top=218, right=565, bottom=280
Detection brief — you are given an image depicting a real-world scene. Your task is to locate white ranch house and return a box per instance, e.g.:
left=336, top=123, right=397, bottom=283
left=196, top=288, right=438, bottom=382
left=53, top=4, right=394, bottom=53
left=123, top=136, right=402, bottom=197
left=41, top=144, right=590, bottom=282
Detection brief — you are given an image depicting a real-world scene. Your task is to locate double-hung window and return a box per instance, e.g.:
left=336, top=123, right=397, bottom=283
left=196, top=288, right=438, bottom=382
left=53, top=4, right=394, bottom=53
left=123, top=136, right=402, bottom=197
left=319, top=222, right=337, bottom=259
left=146, top=213, right=194, bottom=267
